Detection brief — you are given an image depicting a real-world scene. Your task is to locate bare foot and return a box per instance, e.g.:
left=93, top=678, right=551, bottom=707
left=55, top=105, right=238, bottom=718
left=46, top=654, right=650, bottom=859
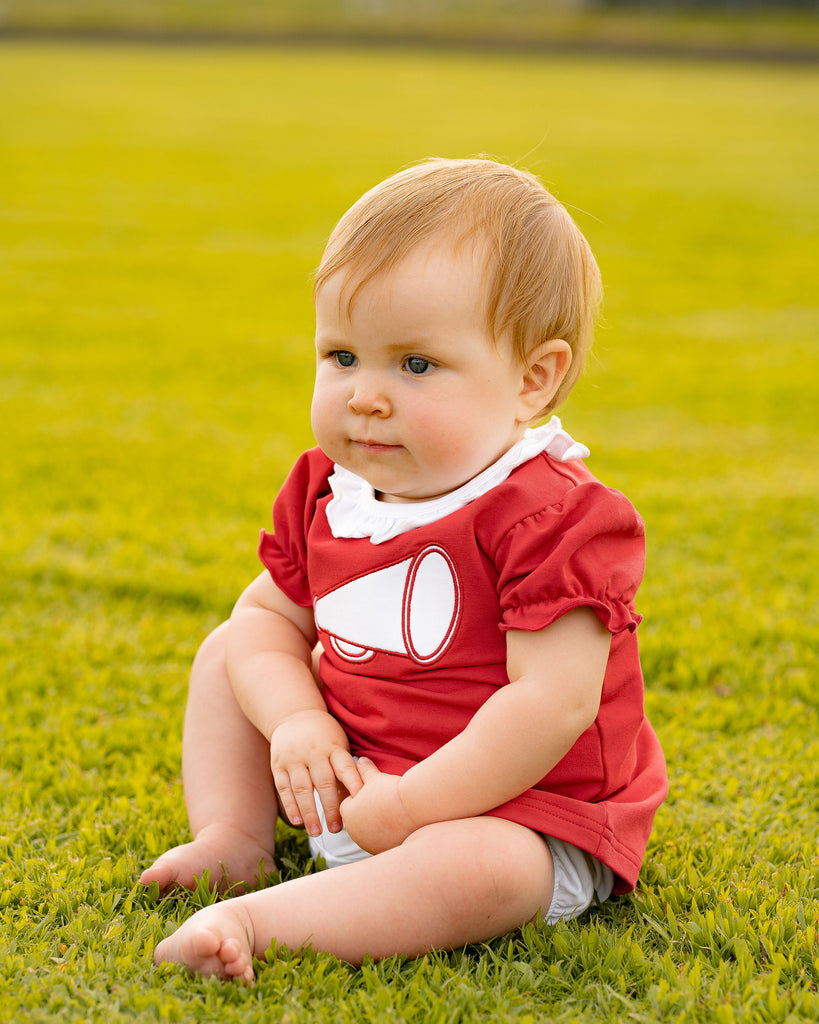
left=154, top=901, right=256, bottom=984
left=140, top=822, right=276, bottom=894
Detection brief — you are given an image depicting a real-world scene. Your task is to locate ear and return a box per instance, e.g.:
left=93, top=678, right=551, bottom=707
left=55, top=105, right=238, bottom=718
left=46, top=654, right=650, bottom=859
left=515, top=339, right=572, bottom=423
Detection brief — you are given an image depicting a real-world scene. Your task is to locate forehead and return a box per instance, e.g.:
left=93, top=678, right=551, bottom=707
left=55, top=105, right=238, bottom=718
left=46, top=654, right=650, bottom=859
left=316, top=235, right=492, bottom=324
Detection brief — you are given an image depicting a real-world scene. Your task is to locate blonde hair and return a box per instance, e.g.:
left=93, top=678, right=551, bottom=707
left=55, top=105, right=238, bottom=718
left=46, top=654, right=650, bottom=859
left=314, top=157, right=602, bottom=413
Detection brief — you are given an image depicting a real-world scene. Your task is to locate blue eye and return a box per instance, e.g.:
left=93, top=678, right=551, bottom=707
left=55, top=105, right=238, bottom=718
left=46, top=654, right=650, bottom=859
left=334, top=351, right=356, bottom=368
left=405, top=356, right=432, bottom=375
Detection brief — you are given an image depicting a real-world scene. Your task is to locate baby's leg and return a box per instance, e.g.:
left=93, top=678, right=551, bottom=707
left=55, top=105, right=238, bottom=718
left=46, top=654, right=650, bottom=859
left=140, top=623, right=277, bottom=893
left=154, top=815, right=554, bottom=975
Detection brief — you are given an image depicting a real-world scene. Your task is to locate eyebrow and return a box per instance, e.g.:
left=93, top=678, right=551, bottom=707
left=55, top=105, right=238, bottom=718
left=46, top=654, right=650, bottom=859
left=381, top=339, right=437, bottom=352
left=316, top=336, right=441, bottom=353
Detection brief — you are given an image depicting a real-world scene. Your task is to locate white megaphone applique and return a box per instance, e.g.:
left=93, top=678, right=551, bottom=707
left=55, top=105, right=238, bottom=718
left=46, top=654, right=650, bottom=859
left=314, top=544, right=461, bottom=665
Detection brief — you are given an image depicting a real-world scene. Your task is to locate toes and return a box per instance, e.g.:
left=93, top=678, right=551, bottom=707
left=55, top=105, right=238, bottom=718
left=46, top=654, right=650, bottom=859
left=140, top=857, right=176, bottom=890
left=224, top=957, right=255, bottom=985
left=153, top=937, right=172, bottom=966
left=219, top=937, right=243, bottom=964
left=151, top=908, right=255, bottom=984
left=191, top=926, right=223, bottom=960
left=218, top=937, right=254, bottom=984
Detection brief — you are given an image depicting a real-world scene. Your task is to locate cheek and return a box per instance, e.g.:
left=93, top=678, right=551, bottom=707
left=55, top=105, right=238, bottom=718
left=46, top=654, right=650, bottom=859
left=311, top=370, right=344, bottom=412
left=408, top=403, right=474, bottom=462
left=310, top=383, right=340, bottom=442
left=309, top=389, right=323, bottom=434
left=406, top=399, right=456, bottom=438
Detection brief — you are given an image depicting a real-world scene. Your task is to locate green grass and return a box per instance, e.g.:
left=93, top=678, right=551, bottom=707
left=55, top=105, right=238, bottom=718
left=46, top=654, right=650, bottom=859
left=1, top=41, right=818, bottom=1023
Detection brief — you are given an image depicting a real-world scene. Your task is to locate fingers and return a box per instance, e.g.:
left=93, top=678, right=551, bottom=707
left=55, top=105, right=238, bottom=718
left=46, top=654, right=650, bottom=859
left=354, top=756, right=379, bottom=781
left=312, top=767, right=346, bottom=834
left=312, top=752, right=369, bottom=833
left=272, top=742, right=373, bottom=837
left=331, top=749, right=365, bottom=798
left=272, top=765, right=319, bottom=834
left=337, top=756, right=376, bottom=828
left=274, top=759, right=361, bottom=836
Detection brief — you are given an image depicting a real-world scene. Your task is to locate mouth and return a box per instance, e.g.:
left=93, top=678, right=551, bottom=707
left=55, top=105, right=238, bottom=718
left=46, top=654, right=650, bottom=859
left=352, top=439, right=403, bottom=453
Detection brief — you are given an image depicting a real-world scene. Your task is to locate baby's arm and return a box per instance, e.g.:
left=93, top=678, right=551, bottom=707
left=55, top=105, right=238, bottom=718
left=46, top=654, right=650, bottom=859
left=341, top=607, right=609, bottom=852
left=226, top=571, right=362, bottom=837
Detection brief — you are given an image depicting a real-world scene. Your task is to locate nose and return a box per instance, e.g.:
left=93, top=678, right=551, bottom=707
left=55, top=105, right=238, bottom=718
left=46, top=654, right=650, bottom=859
left=347, top=374, right=392, bottom=417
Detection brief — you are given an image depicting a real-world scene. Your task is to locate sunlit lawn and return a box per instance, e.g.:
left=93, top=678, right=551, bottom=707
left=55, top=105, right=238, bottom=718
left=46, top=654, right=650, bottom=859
left=1, top=42, right=817, bottom=1022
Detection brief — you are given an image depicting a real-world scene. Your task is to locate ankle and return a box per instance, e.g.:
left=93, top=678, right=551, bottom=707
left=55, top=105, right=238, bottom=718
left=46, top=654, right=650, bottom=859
left=230, top=899, right=259, bottom=959
left=193, top=821, right=275, bottom=856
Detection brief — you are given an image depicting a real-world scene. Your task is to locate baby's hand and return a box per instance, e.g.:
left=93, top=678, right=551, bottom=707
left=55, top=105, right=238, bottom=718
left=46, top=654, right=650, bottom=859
left=339, top=758, right=418, bottom=854
left=269, top=710, right=362, bottom=838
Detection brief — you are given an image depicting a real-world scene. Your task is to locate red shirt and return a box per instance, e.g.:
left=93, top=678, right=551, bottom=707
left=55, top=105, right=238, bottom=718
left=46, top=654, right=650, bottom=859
left=260, top=446, right=667, bottom=892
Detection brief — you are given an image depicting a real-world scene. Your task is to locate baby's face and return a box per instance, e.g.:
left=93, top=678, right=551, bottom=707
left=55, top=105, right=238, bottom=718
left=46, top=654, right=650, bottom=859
left=311, top=240, right=532, bottom=503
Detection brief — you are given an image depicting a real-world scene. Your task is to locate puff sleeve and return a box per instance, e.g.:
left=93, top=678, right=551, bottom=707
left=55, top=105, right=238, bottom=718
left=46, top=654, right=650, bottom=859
left=496, top=480, right=645, bottom=636
left=257, top=448, right=334, bottom=608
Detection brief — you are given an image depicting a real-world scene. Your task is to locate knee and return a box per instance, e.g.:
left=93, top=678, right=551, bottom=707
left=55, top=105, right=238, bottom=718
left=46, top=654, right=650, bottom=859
left=189, top=622, right=230, bottom=697
left=403, top=819, right=554, bottom=924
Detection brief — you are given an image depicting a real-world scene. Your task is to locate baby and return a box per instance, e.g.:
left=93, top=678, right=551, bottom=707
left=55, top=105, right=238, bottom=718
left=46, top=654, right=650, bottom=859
left=141, top=157, right=668, bottom=982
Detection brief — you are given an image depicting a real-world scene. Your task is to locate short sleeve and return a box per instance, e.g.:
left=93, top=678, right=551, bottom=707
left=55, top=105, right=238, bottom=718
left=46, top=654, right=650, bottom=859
left=496, top=481, right=645, bottom=636
left=257, top=448, right=334, bottom=608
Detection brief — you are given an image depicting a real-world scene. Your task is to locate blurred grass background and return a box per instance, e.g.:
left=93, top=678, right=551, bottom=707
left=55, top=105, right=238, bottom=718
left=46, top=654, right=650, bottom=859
left=3, top=0, right=819, bottom=55
left=1, top=6, right=818, bottom=1022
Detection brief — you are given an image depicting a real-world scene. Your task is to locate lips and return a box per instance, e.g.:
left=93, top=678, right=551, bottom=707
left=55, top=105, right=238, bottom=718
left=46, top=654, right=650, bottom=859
left=353, top=439, right=402, bottom=452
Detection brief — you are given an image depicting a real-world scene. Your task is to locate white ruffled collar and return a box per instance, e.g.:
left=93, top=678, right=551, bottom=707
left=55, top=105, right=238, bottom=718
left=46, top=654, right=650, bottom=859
left=325, top=416, right=589, bottom=545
